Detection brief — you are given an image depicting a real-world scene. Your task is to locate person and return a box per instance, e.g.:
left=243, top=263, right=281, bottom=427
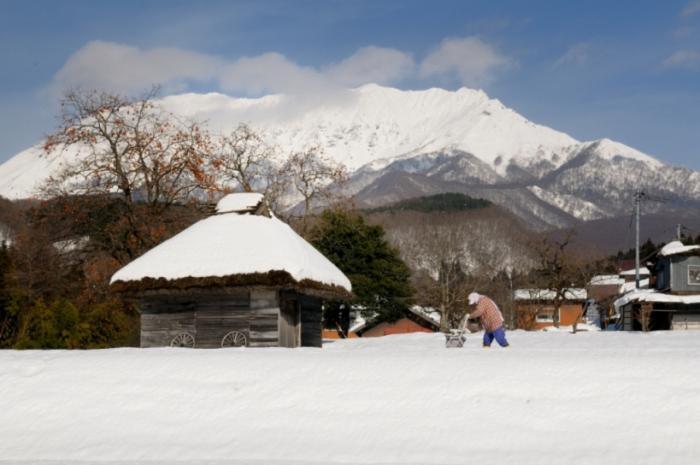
left=467, top=292, right=509, bottom=348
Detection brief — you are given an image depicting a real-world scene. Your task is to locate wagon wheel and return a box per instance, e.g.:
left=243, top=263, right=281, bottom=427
left=170, top=332, right=195, bottom=348
left=221, top=330, right=248, bottom=348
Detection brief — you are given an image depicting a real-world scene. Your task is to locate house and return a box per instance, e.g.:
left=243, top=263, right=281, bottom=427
left=587, top=275, right=626, bottom=302
left=110, top=193, right=352, bottom=348
left=614, top=241, right=700, bottom=331
left=355, top=306, right=441, bottom=337
left=323, top=306, right=441, bottom=339
left=514, top=288, right=588, bottom=330
left=618, top=266, right=650, bottom=282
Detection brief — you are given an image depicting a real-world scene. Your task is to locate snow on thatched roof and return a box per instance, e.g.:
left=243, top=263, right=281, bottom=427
left=216, top=192, right=264, bottom=214
left=659, top=241, right=700, bottom=257
left=110, top=194, right=351, bottom=296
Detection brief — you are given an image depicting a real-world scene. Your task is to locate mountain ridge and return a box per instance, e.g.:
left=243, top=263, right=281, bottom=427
left=0, top=84, right=697, bottom=229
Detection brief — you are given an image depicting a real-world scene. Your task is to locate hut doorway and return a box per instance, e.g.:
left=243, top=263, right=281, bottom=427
left=280, top=299, right=301, bottom=347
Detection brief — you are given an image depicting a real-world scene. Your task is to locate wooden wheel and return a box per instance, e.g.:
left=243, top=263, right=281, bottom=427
left=170, top=332, right=195, bottom=348
left=221, top=330, right=248, bottom=348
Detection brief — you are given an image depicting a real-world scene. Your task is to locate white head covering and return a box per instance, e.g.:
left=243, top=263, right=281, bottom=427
left=468, top=292, right=481, bottom=305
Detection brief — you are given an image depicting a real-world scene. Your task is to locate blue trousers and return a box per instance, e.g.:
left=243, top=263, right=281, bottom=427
left=483, top=326, right=509, bottom=347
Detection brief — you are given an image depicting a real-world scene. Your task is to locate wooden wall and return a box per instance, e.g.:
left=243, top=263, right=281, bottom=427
left=515, top=302, right=584, bottom=330
left=670, top=256, right=700, bottom=293
left=137, top=287, right=326, bottom=348
left=300, top=296, right=322, bottom=348
left=278, top=292, right=323, bottom=348
left=138, top=288, right=281, bottom=348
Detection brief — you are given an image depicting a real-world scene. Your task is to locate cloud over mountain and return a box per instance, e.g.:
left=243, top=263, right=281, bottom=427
left=49, top=37, right=508, bottom=97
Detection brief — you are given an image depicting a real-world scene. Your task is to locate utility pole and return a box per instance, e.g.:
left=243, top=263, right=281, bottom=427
left=677, top=224, right=683, bottom=241
left=634, top=191, right=645, bottom=289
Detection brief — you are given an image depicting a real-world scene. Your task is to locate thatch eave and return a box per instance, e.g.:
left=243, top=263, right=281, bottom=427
left=110, top=269, right=353, bottom=301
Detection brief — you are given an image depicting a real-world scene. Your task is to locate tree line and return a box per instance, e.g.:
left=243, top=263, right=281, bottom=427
left=0, top=87, right=635, bottom=347
left=0, top=88, right=406, bottom=348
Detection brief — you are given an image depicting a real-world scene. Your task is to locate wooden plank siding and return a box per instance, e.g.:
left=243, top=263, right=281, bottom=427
left=138, top=288, right=282, bottom=348
left=300, top=298, right=322, bottom=348
left=141, top=311, right=195, bottom=348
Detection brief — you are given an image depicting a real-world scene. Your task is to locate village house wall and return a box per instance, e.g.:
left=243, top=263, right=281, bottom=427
left=361, top=318, right=435, bottom=337
left=516, top=302, right=584, bottom=330
left=669, top=255, right=700, bottom=293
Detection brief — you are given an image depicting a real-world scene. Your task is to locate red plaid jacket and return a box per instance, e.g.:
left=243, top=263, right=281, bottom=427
left=470, top=296, right=504, bottom=332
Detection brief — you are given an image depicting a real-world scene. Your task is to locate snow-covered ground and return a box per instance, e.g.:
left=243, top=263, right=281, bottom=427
left=1, top=331, right=699, bottom=465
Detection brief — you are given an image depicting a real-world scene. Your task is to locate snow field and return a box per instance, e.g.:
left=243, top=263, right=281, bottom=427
left=1, top=331, right=699, bottom=465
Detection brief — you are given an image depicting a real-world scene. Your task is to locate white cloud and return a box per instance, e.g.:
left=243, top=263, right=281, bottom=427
left=220, top=52, right=328, bottom=95
left=663, top=50, right=700, bottom=69
left=419, top=37, right=510, bottom=87
left=52, top=41, right=225, bottom=94
left=682, top=1, right=700, bottom=17
left=49, top=37, right=507, bottom=97
left=553, top=43, right=590, bottom=68
left=324, top=46, right=415, bottom=87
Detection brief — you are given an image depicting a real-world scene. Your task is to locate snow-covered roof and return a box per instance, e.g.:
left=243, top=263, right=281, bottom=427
left=348, top=306, right=441, bottom=334
left=614, top=289, right=700, bottom=310
left=349, top=314, right=368, bottom=334
left=216, top=192, right=264, bottom=214
left=621, top=279, right=650, bottom=293
left=514, top=288, right=588, bottom=301
left=619, top=267, right=650, bottom=277
left=111, top=194, right=351, bottom=294
left=589, top=275, right=625, bottom=286
left=659, top=241, right=700, bottom=257
left=408, top=305, right=441, bottom=327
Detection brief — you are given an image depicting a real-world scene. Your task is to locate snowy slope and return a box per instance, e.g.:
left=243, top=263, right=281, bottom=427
left=158, top=84, right=579, bottom=172
left=1, top=84, right=697, bottom=229
left=1, top=332, right=699, bottom=465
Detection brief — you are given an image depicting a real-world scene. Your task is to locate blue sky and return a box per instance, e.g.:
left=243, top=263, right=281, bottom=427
left=1, top=0, right=699, bottom=168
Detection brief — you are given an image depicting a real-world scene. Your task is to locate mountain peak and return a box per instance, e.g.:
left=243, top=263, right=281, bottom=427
left=583, top=138, right=662, bottom=168
left=0, top=84, right=680, bottom=209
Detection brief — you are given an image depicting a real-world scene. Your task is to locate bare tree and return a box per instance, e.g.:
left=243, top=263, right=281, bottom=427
left=402, top=219, right=469, bottom=331
left=285, top=147, right=348, bottom=231
left=529, top=232, right=593, bottom=330
left=42, top=88, right=215, bottom=256
left=373, top=208, right=537, bottom=330
left=211, top=123, right=290, bottom=213
left=43, top=88, right=215, bottom=210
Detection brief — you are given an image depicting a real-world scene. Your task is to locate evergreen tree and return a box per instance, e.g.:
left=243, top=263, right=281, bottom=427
left=310, top=208, right=413, bottom=327
left=0, top=241, right=16, bottom=347
left=14, top=299, right=87, bottom=349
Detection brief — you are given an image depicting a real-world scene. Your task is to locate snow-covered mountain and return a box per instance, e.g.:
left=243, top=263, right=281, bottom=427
left=1, top=84, right=698, bottom=229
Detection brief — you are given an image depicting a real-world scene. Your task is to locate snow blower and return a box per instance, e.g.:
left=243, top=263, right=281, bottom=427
left=444, top=315, right=469, bottom=348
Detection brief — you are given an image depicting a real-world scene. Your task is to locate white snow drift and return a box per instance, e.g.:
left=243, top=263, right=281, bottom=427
left=1, top=331, right=699, bottom=465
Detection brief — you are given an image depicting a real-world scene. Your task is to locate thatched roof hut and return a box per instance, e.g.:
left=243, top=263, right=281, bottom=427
left=110, top=193, right=351, bottom=348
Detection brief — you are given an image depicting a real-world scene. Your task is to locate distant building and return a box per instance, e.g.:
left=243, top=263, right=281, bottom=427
left=110, top=193, right=352, bottom=348
left=514, top=289, right=588, bottom=330
left=587, top=275, right=626, bottom=303
left=614, top=241, right=700, bottom=331
left=356, top=307, right=440, bottom=337
left=324, top=306, right=440, bottom=339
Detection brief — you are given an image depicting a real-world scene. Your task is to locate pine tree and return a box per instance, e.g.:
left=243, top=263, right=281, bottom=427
left=310, top=208, right=413, bottom=327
